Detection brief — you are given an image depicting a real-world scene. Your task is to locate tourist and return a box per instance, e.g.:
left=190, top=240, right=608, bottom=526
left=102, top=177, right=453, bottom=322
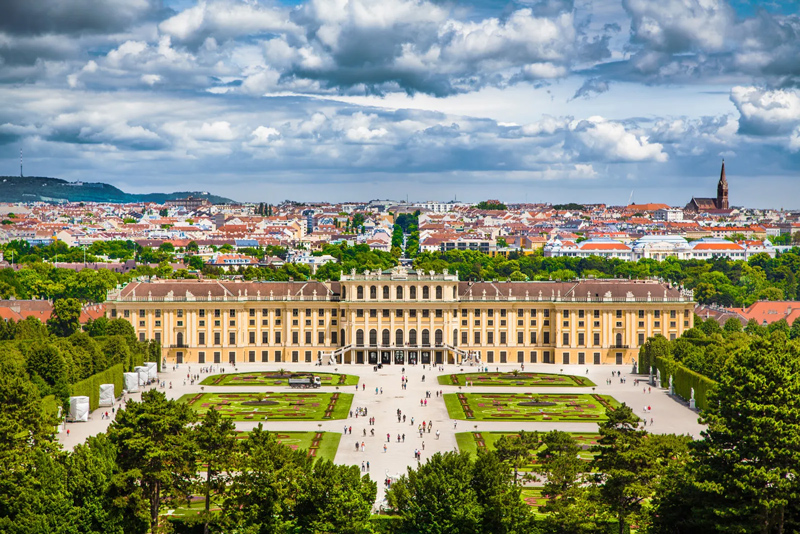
left=366, top=461, right=370, bottom=471
left=402, top=433, right=405, bottom=442
left=422, top=441, right=425, bottom=450
left=387, top=433, right=391, bottom=442
left=384, top=444, right=387, bottom=453
left=361, top=442, right=365, bottom=452
left=436, top=430, right=440, bottom=439
left=361, top=461, right=365, bottom=471
left=349, top=426, right=352, bottom=434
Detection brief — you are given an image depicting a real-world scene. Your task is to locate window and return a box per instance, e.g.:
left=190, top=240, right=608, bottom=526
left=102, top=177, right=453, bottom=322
left=293, top=309, right=299, bottom=317
left=563, top=321, right=569, bottom=327
left=487, top=332, right=494, bottom=344
left=199, top=309, right=205, bottom=318
left=488, top=309, right=494, bottom=317
left=249, top=332, right=255, bottom=344
left=638, top=333, right=645, bottom=345
left=357, top=309, right=364, bottom=318
left=410, top=286, right=417, bottom=299
left=563, top=352, right=570, bottom=364
left=213, top=351, right=221, bottom=364
left=382, top=309, right=390, bottom=318
left=638, top=321, right=645, bottom=328
left=462, top=331, right=468, bottom=344
left=214, top=332, right=221, bottom=345
left=262, top=350, right=268, bottom=362
left=382, top=329, right=390, bottom=346
left=670, top=321, right=677, bottom=328
left=369, top=329, right=377, bottom=346
left=409, top=329, right=417, bottom=345
left=474, top=331, right=481, bottom=344
left=530, top=350, right=537, bottom=363
left=435, top=329, right=443, bottom=345
left=655, top=310, right=661, bottom=318
left=410, top=310, right=417, bottom=318
left=292, top=332, right=299, bottom=344
left=396, top=286, right=404, bottom=299
left=518, top=320, right=523, bottom=326
left=436, top=286, right=442, bottom=299
left=230, top=320, right=236, bottom=327
left=155, top=332, right=161, bottom=342
left=230, top=310, right=236, bottom=317
left=370, top=286, right=377, bottom=299
left=594, top=352, right=601, bottom=365
left=435, top=309, right=443, bottom=318
left=199, top=332, right=206, bottom=345
left=501, top=309, right=507, bottom=318
left=616, top=353, right=623, bottom=365
left=229, top=332, right=236, bottom=345
left=198, top=351, right=205, bottom=363
left=616, top=310, right=622, bottom=318
left=275, top=332, right=281, bottom=344
left=422, top=286, right=430, bottom=299
left=396, top=329, right=404, bottom=346
left=356, top=330, right=364, bottom=346
left=488, top=320, right=494, bottom=327
left=139, top=321, right=145, bottom=327
left=517, top=350, right=524, bottom=363
left=383, top=286, right=390, bottom=299
left=543, top=309, right=550, bottom=318
left=262, top=331, right=269, bottom=344
left=422, top=310, right=430, bottom=318
left=305, top=350, right=312, bottom=362
left=670, top=310, right=677, bottom=319
left=531, top=309, right=537, bottom=317
left=275, top=310, right=281, bottom=317
left=214, top=309, right=221, bottom=318
left=543, top=332, right=550, bottom=344
left=139, top=333, right=145, bottom=341
left=155, top=310, right=161, bottom=318
left=357, top=286, right=364, bottom=299
left=578, top=352, right=585, bottom=365
left=517, top=331, right=523, bottom=344
left=305, top=331, right=311, bottom=344
left=579, top=310, right=585, bottom=318
left=593, top=310, right=600, bottom=318
left=331, top=331, right=338, bottom=344
left=543, top=350, right=550, bottom=363
left=422, top=329, right=430, bottom=346
left=615, top=333, right=623, bottom=347
left=500, top=332, right=507, bottom=344
left=638, top=310, right=645, bottom=318
left=249, top=308, right=255, bottom=317
left=262, top=309, right=268, bottom=316
left=396, top=310, right=403, bottom=318
left=370, top=309, right=377, bottom=318
left=531, top=320, right=536, bottom=326
left=292, top=351, right=299, bottom=362
left=249, top=351, right=255, bottom=363
left=530, top=332, right=537, bottom=344
left=578, top=332, right=585, bottom=346
left=200, top=320, right=205, bottom=327
left=563, top=310, right=569, bottom=318
left=563, top=332, right=569, bottom=345
left=275, top=350, right=282, bottom=362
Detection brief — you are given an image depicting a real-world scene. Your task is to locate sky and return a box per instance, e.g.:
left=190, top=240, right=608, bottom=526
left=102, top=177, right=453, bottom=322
left=0, top=0, right=799, bottom=207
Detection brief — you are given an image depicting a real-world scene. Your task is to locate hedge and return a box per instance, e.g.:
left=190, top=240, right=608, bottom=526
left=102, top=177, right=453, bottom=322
left=70, top=363, right=124, bottom=411
left=655, top=356, right=716, bottom=411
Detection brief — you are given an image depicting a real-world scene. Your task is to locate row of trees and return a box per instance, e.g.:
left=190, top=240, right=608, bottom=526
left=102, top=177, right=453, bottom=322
left=0, top=388, right=376, bottom=534
left=387, top=335, right=800, bottom=533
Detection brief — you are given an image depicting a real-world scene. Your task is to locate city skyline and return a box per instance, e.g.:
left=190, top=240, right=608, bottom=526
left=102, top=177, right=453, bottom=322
left=1, top=0, right=799, bottom=206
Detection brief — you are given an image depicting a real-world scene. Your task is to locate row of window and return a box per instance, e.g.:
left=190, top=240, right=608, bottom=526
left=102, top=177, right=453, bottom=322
left=345, top=285, right=453, bottom=300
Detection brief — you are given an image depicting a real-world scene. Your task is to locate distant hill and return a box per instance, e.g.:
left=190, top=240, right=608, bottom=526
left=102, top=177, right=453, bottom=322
left=0, top=176, right=236, bottom=204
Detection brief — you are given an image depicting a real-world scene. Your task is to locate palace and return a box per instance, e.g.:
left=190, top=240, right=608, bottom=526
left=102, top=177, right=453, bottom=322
left=106, top=268, right=694, bottom=367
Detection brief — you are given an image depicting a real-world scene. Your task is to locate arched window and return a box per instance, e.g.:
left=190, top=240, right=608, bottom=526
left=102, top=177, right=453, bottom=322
left=341, top=286, right=346, bottom=299
left=356, top=329, right=364, bottom=347
left=435, top=286, right=443, bottom=299
left=370, top=286, right=377, bottom=299
left=422, top=286, right=430, bottom=299
left=615, top=333, right=623, bottom=347
left=357, top=286, right=364, bottom=299
left=177, top=332, right=184, bottom=346
left=396, top=329, right=404, bottom=346
left=383, top=286, right=390, bottom=299
left=396, top=286, right=404, bottom=300
left=435, top=329, right=443, bottom=346
left=453, top=329, right=458, bottom=345
left=452, top=286, right=457, bottom=299
left=382, top=329, right=390, bottom=346
left=340, top=329, right=346, bottom=346
left=369, top=329, right=378, bottom=346
left=422, top=329, right=430, bottom=346
left=410, top=286, right=417, bottom=299
left=409, top=329, right=418, bottom=346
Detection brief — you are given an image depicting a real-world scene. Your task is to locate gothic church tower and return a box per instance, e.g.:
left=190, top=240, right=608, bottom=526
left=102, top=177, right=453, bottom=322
left=716, top=160, right=729, bottom=209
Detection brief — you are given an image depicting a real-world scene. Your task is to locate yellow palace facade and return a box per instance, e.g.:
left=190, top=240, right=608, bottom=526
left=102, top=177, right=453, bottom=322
left=106, top=267, right=694, bottom=367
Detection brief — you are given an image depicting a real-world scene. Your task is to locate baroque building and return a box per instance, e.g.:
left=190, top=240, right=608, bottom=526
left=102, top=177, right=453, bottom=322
left=106, top=267, right=694, bottom=367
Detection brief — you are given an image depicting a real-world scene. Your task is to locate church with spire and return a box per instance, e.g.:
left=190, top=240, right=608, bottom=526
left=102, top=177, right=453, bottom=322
left=685, top=161, right=730, bottom=212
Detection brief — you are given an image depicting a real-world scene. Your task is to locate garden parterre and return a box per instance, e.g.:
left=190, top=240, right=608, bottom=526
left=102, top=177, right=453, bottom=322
left=439, top=371, right=595, bottom=387
left=200, top=371, right=359, bottom=387
left=179, top=391, right=353, bottom=420
left=444, top=392, right=622, bottom=421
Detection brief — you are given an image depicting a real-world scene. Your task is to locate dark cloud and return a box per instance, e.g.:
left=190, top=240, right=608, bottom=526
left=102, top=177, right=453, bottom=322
left=570, top=77, right=610, bottom=100
left=0, top=0, right=165, bottom=36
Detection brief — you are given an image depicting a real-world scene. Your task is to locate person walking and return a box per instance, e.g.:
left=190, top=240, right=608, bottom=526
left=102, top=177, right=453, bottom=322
left=384, top=444, right=387, bottom=453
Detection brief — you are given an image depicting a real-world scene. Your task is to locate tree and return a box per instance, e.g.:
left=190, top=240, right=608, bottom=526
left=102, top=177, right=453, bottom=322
left=723, top=317, right=743, bottom=334
left=494, top=430, right=539, bottom=485
left=193, top=408, right=236, bottom=534
left=47, top=297, right=82, bottom=337
left=591, top=405, right=689, bottom=534
left=639, top=334, right=670, bottom=376
left=387, top=451, right=482, bottom=534
left=186, top=241, right=199, bottom=253
left=188, top=255, right=204, bottom=270
left=690, top=338, right=800, bottom=533
left=471, top=449, right=536, bottom=534
left=536, top=431, right=598, bottom=534
left=107, top=390, right=197, bottom=532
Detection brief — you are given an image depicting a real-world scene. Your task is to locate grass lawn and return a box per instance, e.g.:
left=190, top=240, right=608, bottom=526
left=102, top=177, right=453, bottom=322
left=233, top=430, right=341, bottom=462
left=438, top=371, right=595, bottom=387
left=520, top=487, right=548, bottom=512
left=179, top=391, right=354, bottom=420
left=456, top=431, right=600, bottom=462
left=444, top=392, right=622, bottom=422
left=201, top=371, right=359, bottom=387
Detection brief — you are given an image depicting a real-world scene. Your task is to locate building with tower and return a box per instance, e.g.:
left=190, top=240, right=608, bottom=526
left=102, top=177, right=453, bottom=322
left=685, top=161, right=729, bottom=212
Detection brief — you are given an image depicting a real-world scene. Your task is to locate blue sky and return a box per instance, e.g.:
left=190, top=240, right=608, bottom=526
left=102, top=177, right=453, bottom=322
left=0, top=0, right=799, bottom=206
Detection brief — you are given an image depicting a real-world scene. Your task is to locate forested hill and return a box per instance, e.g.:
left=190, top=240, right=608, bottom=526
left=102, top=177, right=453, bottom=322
left=0, top=175, right=234, bottom=204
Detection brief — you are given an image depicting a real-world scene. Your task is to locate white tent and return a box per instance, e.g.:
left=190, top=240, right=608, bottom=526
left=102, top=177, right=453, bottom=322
left=144, top=362, right=158, bottom=381
left=124, top=372, right=139, bottom=392
left=99, top=384, right=115, bottom=406
left=134, top=366, right=149, bottom=386
left=68, top=396, right=90, bottom=422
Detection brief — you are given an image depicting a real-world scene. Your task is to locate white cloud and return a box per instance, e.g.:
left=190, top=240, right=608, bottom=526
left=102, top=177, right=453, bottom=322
left=196, top=121, right=236, bottom=141
left=731, top=86, right=800, bottom=136
left=570, top=116, right=668, bottom=162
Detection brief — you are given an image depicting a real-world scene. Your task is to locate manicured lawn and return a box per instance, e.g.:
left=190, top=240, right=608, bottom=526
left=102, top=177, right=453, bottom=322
left=235, top=430, right=341, bottom=462
left=520, top=487, right=548, bottom=511
left=179, top=391, right=353, bottom=420
left=444, top=392, right=622, bottom=421
left=201, top=371, right=359, bottom=387
left=438, top=371, right=595, bottom=387
left=456, top=431, right=600, bottom=462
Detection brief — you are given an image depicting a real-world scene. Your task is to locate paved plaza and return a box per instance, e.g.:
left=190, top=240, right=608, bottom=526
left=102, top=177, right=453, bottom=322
left=58, top=361, right=706, bottom=506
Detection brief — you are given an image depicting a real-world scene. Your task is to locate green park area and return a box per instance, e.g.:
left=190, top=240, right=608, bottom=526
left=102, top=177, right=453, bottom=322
left=520, top=488, right=548, bottom=511
left=439, top=371, right=595, bottom=387
left=444, top=392, right=621, bottom=421
left=456, top=431, right=600, bottom=462
left=179, top=391, right=353, bottom=420
left=201, top=371, right=359, bottom=387
left=237, top=430, right=341, bottom=462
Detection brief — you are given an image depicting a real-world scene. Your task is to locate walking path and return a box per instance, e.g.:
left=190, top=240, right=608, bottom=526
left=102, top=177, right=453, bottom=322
left=58, top=362, right=706, bottom=506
